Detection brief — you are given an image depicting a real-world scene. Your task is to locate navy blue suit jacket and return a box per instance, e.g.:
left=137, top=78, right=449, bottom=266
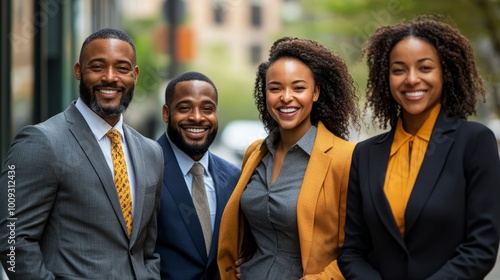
left=338, top=109, right=500, bottom=280
left=155, top=133, right=241, bottom=280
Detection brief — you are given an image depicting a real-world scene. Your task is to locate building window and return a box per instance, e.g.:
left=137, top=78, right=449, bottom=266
left=250, top=45, right=262, bottom=65
left=250, top=4, right=262, bottom=28
left=214, top=3, right=224, bottom=24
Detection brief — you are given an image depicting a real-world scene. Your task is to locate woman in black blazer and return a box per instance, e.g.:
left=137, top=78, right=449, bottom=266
left=338, top=15, right=500, bottom=280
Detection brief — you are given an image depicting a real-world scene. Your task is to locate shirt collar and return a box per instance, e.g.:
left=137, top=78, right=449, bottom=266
left=75, top=98, right=125, bottom=141
left=263, top=125, right=317, bottom=156
left=166, top=132, right=210, bottom=176
left=391, top=103, right=441, bottom=156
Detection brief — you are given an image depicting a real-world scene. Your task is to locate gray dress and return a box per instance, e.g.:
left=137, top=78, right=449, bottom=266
left=240, top=126, right=316, bottom=280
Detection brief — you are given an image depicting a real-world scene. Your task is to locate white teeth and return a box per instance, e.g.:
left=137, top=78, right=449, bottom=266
left=405, top=91, right=426, bottom=97
left=279, top=108, right=297, bottom=113
left=99, top=89, right=118, bottom=94
left=186, top=128, right=205, bottom=133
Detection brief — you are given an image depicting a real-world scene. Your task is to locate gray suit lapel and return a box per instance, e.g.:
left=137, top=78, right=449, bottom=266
left=123, top=126, right=146, bottom=242
left=64, top=104, right=130, bottom=238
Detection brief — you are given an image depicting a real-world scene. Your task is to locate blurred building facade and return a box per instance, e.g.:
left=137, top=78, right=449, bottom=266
left=132, top=0, right=286, bottom=75
left=185, top=0, right=283, bottom=71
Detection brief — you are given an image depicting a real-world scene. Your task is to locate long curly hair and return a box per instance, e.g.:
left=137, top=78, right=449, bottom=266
left=254, top=37, right=360, bottom=140
left=363, top=15, right=486, bottom=130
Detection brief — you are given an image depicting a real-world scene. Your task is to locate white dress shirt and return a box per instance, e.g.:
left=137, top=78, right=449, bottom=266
left=75, top=98, right=136, bottom=216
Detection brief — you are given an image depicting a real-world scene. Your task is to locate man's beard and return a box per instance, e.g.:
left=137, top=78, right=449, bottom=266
left=167, top=121, right=218, bottom=158
left=79, top=79, right=133, bottom=117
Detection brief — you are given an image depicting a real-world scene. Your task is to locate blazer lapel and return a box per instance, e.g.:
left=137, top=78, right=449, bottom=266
left=158, top=135, right=208, bottom=261
left=404, top=110, right=458, bottom=236
left=207, top=154, right=227, bottom=262
left=123, top=126, right=146, bottom=243
left=65, top=104, right=129, bottom=237
left=297, top=123, right=334, bottom=270
left=369, top=130, right=407, bottom=247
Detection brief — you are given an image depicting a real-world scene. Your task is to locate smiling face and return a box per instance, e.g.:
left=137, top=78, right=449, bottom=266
left=265, top=58, right=319, bottom=137
left=74, top=38, right=139, bottom=126
left=389, top=36, right=443, bottom=125
left=163, top=80, right=218, bottom=161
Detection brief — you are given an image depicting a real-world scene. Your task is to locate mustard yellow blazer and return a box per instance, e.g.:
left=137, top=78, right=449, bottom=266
left=217, top=122, right=354, bottom=280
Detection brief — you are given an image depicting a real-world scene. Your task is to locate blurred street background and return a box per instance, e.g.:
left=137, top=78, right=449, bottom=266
left=1, top=0, right=500, bottom=279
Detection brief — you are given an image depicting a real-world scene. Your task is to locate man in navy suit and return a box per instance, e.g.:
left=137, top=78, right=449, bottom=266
left=155, top=71, right=240, bottom=280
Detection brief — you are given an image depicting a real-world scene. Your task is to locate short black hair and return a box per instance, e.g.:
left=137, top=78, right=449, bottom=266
left=79, top=28, right=136, bottom=63
left=164, top=71, right=218, bottom=105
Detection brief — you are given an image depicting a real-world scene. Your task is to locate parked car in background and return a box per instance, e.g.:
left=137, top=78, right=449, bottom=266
left=219, top=120, right=268, bottom=163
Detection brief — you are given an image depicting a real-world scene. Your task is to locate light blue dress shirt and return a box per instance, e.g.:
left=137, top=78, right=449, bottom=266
left=166, top=133, right=216, bottom=231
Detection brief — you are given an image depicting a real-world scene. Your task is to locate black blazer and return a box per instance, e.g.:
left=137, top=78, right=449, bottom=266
left=338, top=109, right=500, bottom=280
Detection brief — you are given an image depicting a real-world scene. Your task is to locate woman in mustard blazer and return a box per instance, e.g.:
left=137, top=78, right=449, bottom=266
left=217, top=37, right=360, bottom=280
left=338, top=16, right=500, bottom=279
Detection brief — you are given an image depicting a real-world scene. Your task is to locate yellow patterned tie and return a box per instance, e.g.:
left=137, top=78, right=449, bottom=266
left=107, top=128, right=133, bottom=237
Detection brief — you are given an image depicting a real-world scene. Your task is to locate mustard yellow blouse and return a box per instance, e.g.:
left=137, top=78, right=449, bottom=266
left=384, top=104, right=441, bottom=236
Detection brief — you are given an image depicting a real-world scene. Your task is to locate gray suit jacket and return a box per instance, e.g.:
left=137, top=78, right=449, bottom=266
left=0, top=103, right=163, bottom=279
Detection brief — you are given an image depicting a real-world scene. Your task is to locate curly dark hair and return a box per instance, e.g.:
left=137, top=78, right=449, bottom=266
left=363, top=15, right=486, bottom=130
left=254, top=37, right=360, bottom=140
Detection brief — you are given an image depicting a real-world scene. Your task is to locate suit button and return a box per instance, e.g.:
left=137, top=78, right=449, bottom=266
left=130, top=250, right=134, bottom=256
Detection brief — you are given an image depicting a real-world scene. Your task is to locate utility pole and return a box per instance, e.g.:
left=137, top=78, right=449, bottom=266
left=164, top=0, right=180, bottom=79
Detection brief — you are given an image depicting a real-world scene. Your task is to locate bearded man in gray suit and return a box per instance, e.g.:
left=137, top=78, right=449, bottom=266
left=0, top=28, right=163, bottom=279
